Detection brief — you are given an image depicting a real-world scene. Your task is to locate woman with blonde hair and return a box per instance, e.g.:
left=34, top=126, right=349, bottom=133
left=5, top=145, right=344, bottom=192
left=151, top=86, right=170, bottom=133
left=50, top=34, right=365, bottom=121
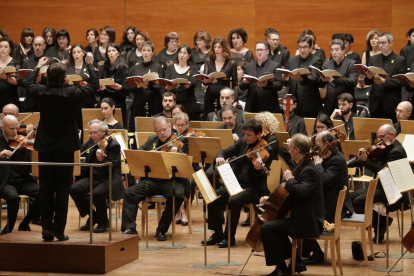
left=255, top=112, right=279, bottom=160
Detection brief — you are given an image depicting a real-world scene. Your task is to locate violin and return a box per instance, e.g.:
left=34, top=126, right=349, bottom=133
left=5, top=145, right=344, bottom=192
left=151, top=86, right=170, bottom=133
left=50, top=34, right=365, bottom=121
left=9, top=135, right=35, bottom=151
left=183, top=127, right=206, bottom=138
left=347, top=140, right=392, bottom=165
left=246, top=139, right=270, bottom=174
left=261, top=130, right=270, bottom=139
left=309, top=123, right=345, bottom=140
left=154, top=134, right=184, bottom=152
left=80, top=133, right=115, bottom=156
left=315, top=131, right=346, bottom=158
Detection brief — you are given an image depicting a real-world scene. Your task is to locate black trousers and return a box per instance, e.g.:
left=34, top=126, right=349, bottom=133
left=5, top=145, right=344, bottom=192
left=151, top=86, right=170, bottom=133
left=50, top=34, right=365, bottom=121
left=0, top=181, right=39, bottom=232
left=70, top=178, right=109, bottom=225
left=207, top=187, right=255, bottom=238
left=261, top=218, right=292, bottom=266
left=121, top=178, right=185, bottom=233
left=38, top=151, right=74, bottom=234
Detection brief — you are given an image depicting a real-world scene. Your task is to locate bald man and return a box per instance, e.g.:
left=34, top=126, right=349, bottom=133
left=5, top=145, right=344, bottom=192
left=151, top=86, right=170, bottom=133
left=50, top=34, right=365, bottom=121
left=0, top=115, right=39, bottom=235
left=1, top=103, right=34, bottom=135
left=394, top=101, right=413, bottom=135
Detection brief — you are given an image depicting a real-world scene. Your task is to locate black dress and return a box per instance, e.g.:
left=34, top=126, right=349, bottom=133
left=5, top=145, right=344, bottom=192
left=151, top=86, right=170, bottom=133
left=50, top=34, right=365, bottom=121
left=363, top=50, right=371, bottom=65
left=45, top=46, right=69, bottom=62
left=98, top=61, right=129, bottom=127
left=202, top=58, right=238, bottom=119
left=165, top=63, right=199, bottom=120
left=0, top=58, right=21, bottom=110
left=107, top=121, right=124, bottom=129
left=128, top=60, right=164, bottom=131
left=400, top=45, right=414, bottom=69
left=93, top=47, right=108, bottom=67
left=13, top=47, right=34, bottom=67
left=230, top=49, right=254, bottom=63
left=345, top=52, right=362, bottom=64
left=126, top=48, right=144, bottom=69
left=191, top=49, right=209, bottom=72
left=154, top=48, right=178, bottom=65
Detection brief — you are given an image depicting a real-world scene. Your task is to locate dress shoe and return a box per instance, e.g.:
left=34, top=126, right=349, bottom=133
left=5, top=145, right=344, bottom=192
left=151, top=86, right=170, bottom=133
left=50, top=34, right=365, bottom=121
left=218, top=237, right=236, bottom=248
left=31, top=219, right=42, bottom=226
left=175, top=219, right=182, bottom=224
left=1, top=227, right=10, bottom=235
left=18, top=223, right=31, bottom=231
left=156, top=230, right=167, bottom=241
left=263, top=267, right=289, bottom=276
left=123, top=228, right=138, bottom=235
left=374, top=217, right=393, bottom=243
left=53, top=232, right=69, bottom=241
left=181, top=221, right=188, bottom=226
left=93, top=224, right=108, bottom=233
left=304, top=252, right=324, bottom=265
left=201, top=233, right=223, bottom=245
left=42, top=230, right=54, bottom=241
left=241, top=217, right=250, bottom=227
left=288, top=258, right=307, bottom=273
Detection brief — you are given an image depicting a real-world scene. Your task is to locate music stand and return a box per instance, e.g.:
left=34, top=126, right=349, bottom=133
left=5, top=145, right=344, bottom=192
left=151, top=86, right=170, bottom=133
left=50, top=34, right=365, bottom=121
left=190, top=121, right=223, bottom=129
left=198, top=129, right=233, bottom=149
left=353, top=117, right=392, bottom=144
left=135, top=117, right=174, bottom=132
left=135, top=132, right=155, bottom=148
left=160, top=152, right=194, bottom=250
left=124, top=150, right=170, bottom=251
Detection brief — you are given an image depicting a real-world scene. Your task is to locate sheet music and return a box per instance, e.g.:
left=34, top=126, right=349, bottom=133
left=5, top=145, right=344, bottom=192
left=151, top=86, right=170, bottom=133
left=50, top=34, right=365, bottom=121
left=195, top=169, right=216, bottom=202
left=378, top=167, right=402, bottom=205
left=387, top=158, right=414, bottom=193
left=217, top=163, right=243, bottom=197
left=113, top=134, right=126, bottom=159
left=402, top=134, right=414, bottom=162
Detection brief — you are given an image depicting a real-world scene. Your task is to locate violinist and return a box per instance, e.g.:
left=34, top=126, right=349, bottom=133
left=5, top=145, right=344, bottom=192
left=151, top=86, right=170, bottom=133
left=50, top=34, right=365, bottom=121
left=1, top=104, right=34, bottom=136
left=330, top=93, right=358, bottom=140
left=348, top=124, right=410, bottom=242
left=260, top=133, right=324, bottom=276
left=70, top=120, right=124, bottom=233
left=0, top=115, right=40, bottom=235
left=216, top=105, right=244, bottom=144
left=121, top=116, right=190, bottom=241
left=303, top=131, right=353, bottom=265
left=202, top=119, right=274, bottom=248
left=255, top=111, right=279, bottom=160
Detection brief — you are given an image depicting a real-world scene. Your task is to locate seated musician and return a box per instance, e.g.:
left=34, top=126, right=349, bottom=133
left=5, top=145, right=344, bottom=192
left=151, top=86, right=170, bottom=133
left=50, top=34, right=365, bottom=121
left=70, top=120, right=124, bottom=233
left=260, top=133, right=324, bottom=276
left=151, top=92, right=176, bottom=118
left=282, top=95, right=307, bottom=137
left=348, top=124, right=410, bottom=242
left=0, top=115, right=40, bottom=234
left=121, top=116, right=190, bottom=241
left=303, top=131, right=353, bottom=265
left=206, top=87, right=244, bottom=123
left=393, top=101, right=412, bottom=135
left=1, top=104, right=34, bottom=136
left=330, top=93, right=358, bottom=140
left=202, top=119, right=274, bottom=248
left=216, top=105, right=244, bottom=144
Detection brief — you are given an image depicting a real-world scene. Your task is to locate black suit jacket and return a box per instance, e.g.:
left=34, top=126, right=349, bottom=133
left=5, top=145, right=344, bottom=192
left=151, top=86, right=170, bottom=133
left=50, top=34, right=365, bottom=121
left=27, top=64, right=99, bottom=152
left=239, top=59, right=283, bottom=113
left=285, top=54, right=323, bottom=115
left=207, top=108, right=245, bottom=123
left=0, top=135, right=37, bottom=191
left=216, top=121, right=244, bottom=141
left=270, top=46, right=290, bottom=67
left=78, top=137, right=124, bottom=201
left=286, top=113, right=307, bottom=137
left=365, top=51, right=406, bottom=113
left=315, top=149, right=354, bottom=223
left=334, top=112, right=358, bottom=140
left=285, top=160, right=324, bottom=239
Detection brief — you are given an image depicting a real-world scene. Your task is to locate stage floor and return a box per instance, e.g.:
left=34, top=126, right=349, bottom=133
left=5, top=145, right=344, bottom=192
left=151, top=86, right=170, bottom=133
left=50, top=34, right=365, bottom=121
left=1, top=199, right=414, bottom=275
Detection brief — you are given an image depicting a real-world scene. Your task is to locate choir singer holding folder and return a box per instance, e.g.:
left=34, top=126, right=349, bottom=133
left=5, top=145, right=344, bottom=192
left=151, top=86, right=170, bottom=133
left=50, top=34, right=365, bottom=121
left=239, top=41, right=283, bottom=113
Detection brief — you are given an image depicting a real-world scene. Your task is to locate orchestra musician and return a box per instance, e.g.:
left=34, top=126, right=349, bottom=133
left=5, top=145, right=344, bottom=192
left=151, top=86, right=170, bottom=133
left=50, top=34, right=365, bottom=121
left=100, top=97, right=124, bottom=129
left=282, top=95, right=307, bottom=137
left=393, top=101, right=412, bottom=135
left=330, top=93, right=358, bottom=140
left=206, top=87, right=244, bottom=123
left=260, top=133, right=324, bottom=276
left=26, top=53, right=99, bottom=241
left=151, top=92, right=176, bottom=119
left=0, top=115, right=40, bottom=235
left=1, top=104, right=34, bottom=135
left=202, top=119, right=274, bottom=248
left=70, top=120, right=124, bottom=233
left=121, top=116, right=190, bottom=241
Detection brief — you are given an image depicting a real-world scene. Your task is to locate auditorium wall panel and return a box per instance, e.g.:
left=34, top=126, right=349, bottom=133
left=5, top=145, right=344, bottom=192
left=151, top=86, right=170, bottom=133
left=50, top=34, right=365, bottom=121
left=0, top=0, right=412, bottom=59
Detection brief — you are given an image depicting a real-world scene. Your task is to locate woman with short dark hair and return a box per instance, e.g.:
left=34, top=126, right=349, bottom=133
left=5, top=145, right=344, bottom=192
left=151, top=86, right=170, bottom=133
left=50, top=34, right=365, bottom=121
left=85, top=28, right=99, bottom=53
left=228, top=28, right=254, bottom=63
left=155, top=32, right=179, bottom=65
left=0, top=37, right=21, bottom=109
left=45, top=29, right=71, bottom=62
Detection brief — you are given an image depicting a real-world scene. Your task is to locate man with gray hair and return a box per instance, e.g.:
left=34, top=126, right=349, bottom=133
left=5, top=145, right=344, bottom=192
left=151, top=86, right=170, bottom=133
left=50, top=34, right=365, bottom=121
left=348, top=124, right=410, bottom=242
left=70, top=119, right=124, bottom=233
left=207, top=87, right=244, bottom=123
left=365, top=32, right=407, bottom=122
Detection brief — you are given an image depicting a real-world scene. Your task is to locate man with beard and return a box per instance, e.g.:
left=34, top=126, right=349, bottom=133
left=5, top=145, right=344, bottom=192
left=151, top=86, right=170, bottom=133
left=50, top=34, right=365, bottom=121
left=393, top=101, right=412, bottom=135
left=152, top=92, right=176, bottom=118
left=207, top=87, right=244, bottom=123
left=330, top=93, right=358, bottom=140
left=216, top=105, right=244, bottom=144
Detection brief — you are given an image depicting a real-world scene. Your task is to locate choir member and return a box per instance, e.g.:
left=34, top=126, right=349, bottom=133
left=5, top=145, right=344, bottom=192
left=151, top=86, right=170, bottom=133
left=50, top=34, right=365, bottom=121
left=361, top=30, right=380, bottom=65
left=296, top=30, right=326, bottom=61
left=0, top=37, right=20, bottom=109
left=342, top=33, right=361, bottom=64
left=165, top=45, right=199, bottom=120
left=240, top=40, right=283, bottom=113
left=265, top=28, right=290, bottom=68
left=98, top=43, right=128, bottom=127
left=45, top=29, right=71, bottom=62
left=202, top=37, right=238, bottom=119
left=236, top=60, right=248, bottom=107
left=354, top=74, right=371, bottom=107
left=14, top=28, right=34, bottom=66
left=94, top=26, right=116, bottom=67
left=0, top=29, right=10, bottom=39
left=128, top=41, right=163, bottom=130
left=365, top=32, right=406, bottom=122
left=126, top=30, right=150, bottom=68
left=319, top=39, right=358, bottom=115
left=155, top=32, right=179, bottom=65
left=400, top=28, right=414, bottom=69
left=101, top=97, right=124, bottom=129
left=119, top=26, right=137, bottom=57
left=227, top=28, right=254, bottom=62
left=84, top=28, right=99, bottom=53
left=283, top=36, right=323, bottom=118
left=42, top=27, right=56, bottom=52
left=191, top=30, right=212, bottom=72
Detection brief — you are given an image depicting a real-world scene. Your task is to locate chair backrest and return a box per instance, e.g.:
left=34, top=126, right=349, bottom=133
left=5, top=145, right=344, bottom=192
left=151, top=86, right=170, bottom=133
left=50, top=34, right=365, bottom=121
left=356, top=105, right=370, bottom=118
left=267, top=161, right=282, bottom=193
left=364, top=178, right=379, bottom=224
left=278, top=155, right=290, bottom=173
left=333, top=186, right=347, bottom=239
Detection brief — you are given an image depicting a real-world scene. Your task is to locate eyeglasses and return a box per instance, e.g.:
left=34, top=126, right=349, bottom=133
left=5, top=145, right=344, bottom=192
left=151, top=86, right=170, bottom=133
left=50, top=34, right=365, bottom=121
left=376, top=41, right=388, bottom=46
left=256, top=49, right=267, bottom=52
left=316, top=126, right=327, bottom=130
left=298, top=46, right=309, bottom=50
left=33, top=44, right=44, bottom=48
left=330, top=48, right=342, bottom=53
left=169, top=40, right=178, bottom=44
left=57, top=37, right=67, bottom=41
left=377, top=133, right=390, bottom=140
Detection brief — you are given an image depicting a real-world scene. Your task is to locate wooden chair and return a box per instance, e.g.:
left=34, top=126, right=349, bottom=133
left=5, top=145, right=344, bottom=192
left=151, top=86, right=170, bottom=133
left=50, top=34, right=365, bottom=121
left=341, top=178, right=378, bottom=266
left=291, top=186, right=347, bottom=276
left=141, top=195, right=192, bottom=237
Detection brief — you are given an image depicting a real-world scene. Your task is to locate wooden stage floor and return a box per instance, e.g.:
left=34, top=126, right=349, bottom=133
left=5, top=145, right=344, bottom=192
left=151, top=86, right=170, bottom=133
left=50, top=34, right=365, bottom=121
left=1, top=199, right=414, bottom=275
